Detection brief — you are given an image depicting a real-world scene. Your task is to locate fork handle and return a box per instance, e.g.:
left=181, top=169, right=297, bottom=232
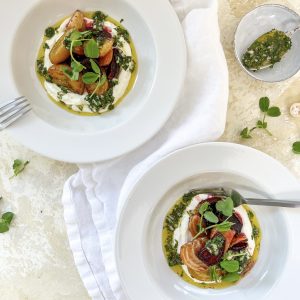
left=246, top=198, right=300, bottom=208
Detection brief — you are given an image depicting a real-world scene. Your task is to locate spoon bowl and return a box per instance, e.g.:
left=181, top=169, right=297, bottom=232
left=234, top=4, right=300, bottom=82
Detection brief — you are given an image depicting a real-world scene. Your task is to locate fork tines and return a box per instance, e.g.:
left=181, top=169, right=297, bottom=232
left=0, top=96, right=31, bottom=130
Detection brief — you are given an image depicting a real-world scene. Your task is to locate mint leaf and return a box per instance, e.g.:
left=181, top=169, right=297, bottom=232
left=82, top=72, right=99, bottom=84
left=220, top=260, right=239, bottom=273
left=204, top=211, right=218, bottom=224
left=259, top=97, right=270, bottom=112
left=84, top=39, right=99, bottom=58
left=216, top=197, right=234, bottom=217
left=199, top=202, right=209, bottom=215
left=90, top=59, right=101, bottom=74
left=2, top=212, right=14, bottom=225
left=222, top=272, right=240, bottom=282
left=0, top=220, right=9, bottom=233
left=11, top=159, right=29, bottom=178
left=292, top=141, right=300, bottom=154
left=267, top=106, right=281, bottom=117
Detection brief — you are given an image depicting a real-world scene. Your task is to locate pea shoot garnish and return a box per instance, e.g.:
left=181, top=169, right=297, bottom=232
left=10, top=159, right=29, bottom=179
left=240, top=97, right=281, bottom=139
left=292, top=141, right=300, bottom=154
left=0, top=197, right=15, bottom=233
left=82, top=60, right=107, bottom=96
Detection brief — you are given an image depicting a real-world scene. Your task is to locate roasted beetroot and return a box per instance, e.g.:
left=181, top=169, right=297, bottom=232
left=108, top=49, right=120, bottom=80
left=198, top=233, right=225, bottom=266
left=230, top=242, right=248, bottom=251
left=228, top=212, right=243, bottom=234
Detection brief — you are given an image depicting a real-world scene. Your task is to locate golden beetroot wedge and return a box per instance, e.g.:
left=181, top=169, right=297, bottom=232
left=49, top=33, right=70, bottom=64
left=48, top=64, right=85, bottom=95
left=99, top=39, right=113, bottom=57
left=66, top=10, right=86, bottom=31
left=99, top=49, right=113, bottom=66
left=180, top=238, right=208, bottom=272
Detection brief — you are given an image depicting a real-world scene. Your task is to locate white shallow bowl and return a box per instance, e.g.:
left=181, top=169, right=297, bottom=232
left=235, top=4, right=300, bottom=82
left=9, top=0, right=186, bottom=163
left=116, top=142, right=300, bottom=300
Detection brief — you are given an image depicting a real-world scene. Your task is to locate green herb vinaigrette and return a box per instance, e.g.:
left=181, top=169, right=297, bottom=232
left=162, top=191, right=262, bottom=289
left=242, top=29, right=292, bottom=71
left=36, top=12, right=138, bottom=116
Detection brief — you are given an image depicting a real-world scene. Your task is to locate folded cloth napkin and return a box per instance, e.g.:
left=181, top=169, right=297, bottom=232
left=62, top=0, right=228, bottom=299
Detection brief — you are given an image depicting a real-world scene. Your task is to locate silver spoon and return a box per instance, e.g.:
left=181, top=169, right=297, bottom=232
left=249, top=26, right=300, bottom=71
left=224, top=188, right=300, bottom=208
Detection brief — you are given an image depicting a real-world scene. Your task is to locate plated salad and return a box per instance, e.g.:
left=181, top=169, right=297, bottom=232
left=36, top=10, right=137, bottom=115
left=163, top=188, right=261, bottom=288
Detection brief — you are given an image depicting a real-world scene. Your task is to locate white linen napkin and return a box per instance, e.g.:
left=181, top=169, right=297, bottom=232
left=62, top=0, right=228, bottom=299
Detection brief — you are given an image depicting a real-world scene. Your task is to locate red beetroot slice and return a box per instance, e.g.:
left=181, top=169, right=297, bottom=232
left=198, top=196, right=222, bottom=206
left=230, top=242, right=248, bottom=251
left=198, top=234, right=225, bottom=266
left=108, top=49, right=120, bottom=80
left=228, top=212, right=243, bottom=234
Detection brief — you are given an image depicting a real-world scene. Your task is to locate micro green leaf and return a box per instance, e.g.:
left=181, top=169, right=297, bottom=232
left=71, top=61, right=84, bottom=73
left=267, top=106, right=281, bottom=117
left=11, top=159, right=29, bottom=178
left=240, top=127, right=252, bottom=139
left=199, top=202, right=209, bottom=215
left=239, top=97, right=281, bottom=139
left=222, top=272, right=241, bottom=282
left=216, top=197, right=234, bottom=217
left=70, top=30, right=82, bottom=41
left=2, top=212, right=14, bottom=225
left=259, top=97, right=270, bottom=112
left=204, top=211, right=219, bottom=224
left=0, top=220, right=9, bottom=233
left=256, top=120, right=267, bottom=129
left=90, top=59, right=101, bottom=74
left=72, top=40, right=83, bottom=48
left=292, top=141, right=300, bottom=154
left=82, top=72, right=99, bottom=84
left=62, top=67, right=79, bottom=81
left=84, top=39, right=99, bottom=58
left=220, top=260, right=239, bottom=273
left=216, top=221, right=235, bottom=232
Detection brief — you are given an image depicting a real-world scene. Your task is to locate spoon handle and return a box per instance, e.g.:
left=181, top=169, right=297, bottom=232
left=246, top=198, right=300, bottom=208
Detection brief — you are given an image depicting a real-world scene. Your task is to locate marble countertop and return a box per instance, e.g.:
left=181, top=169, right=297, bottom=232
left=1, top=0, right=300, bottom=299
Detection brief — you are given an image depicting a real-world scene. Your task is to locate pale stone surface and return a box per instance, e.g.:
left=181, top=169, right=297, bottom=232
left=219, top=0, right=300, bottom=179
left=0, top=132, right=89, bottom=300
left=1, top=1, right=300, bottom=300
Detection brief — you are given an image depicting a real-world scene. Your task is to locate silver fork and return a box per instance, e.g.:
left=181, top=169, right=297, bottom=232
left=0, top=96, right=31, bottom=130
